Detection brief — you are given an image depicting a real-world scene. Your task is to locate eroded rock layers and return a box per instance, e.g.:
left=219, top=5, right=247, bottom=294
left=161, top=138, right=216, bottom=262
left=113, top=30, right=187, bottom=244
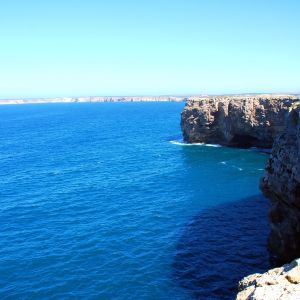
left=181, top=96, right=298, bottom=148
left=181, top=96, right=300, bottom=298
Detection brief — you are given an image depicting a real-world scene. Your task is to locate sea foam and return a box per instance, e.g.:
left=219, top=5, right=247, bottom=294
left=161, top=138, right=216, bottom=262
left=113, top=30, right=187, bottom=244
left=170, top=140, right=221, bottom=147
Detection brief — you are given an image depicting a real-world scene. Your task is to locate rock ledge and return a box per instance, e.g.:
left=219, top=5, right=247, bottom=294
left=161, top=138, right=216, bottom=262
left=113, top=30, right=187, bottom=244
left=236, top=258, right=300, bottom=300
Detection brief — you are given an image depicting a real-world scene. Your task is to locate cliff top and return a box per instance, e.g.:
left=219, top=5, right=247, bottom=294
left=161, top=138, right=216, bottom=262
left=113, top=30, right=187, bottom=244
left=188, top=94, right=300, bottom=102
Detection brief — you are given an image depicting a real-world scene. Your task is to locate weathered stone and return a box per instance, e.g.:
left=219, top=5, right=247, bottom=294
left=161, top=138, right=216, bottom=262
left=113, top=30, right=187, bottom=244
left=181, top=95, right=299, bottom=148
left=180, top=96, right=300, bottom=299
left=237, top=258, right=300, bottom=300
left=181, top=96, right=300, bottom=264
left=260, top=104, right=300, bottom=264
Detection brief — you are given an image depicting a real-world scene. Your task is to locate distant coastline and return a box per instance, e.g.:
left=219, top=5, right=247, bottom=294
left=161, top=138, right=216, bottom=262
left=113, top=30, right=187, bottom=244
left=0, top=96, right=188, bottom=105
left=1, top=94, right=299, bottom=105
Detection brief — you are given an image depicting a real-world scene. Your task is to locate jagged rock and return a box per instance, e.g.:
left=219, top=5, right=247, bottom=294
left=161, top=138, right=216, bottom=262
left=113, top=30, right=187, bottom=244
left=181, top=95, right=299, bottom=148
left=181, top=97, right=300, bottom=263
left=260, top=104, right=300, bottom=264
left=180, top=96, right=300, bottom=299
left=236, top=258, right=300, bottom=300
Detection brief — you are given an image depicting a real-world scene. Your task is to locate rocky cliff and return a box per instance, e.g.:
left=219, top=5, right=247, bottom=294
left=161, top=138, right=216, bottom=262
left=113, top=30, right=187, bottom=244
left=181, top=96, right=299, bottom=148
left=181, top=95, right=300, bottom=299
left=260, top=104, right=300, bottom=264
left=181, top=97, right=300, bottom=263
left=236, top=258, right=300, bottom=300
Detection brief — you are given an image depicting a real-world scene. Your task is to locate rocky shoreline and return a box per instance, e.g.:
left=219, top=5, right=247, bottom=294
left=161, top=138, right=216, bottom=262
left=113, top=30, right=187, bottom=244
left=181, top=95, right=300, bottom=299
left=181, top=95, right=298, bottom=148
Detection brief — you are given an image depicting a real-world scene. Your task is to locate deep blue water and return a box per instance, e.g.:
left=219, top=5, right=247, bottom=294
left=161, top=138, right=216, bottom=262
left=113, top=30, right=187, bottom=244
left=0, top=102, right=270, bottom=299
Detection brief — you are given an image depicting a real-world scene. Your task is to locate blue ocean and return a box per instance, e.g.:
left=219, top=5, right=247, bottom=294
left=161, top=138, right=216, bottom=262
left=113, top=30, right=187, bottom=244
left=0, top=102, right=270, bottom=299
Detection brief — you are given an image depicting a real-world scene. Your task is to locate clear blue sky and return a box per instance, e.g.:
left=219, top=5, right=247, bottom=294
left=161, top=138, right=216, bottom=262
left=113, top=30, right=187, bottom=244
left=0, top=0, right=299, bottom=98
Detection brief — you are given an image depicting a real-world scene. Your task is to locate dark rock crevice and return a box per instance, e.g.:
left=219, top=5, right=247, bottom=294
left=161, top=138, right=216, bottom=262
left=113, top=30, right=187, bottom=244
left=228, top=134, right=260, bottom=148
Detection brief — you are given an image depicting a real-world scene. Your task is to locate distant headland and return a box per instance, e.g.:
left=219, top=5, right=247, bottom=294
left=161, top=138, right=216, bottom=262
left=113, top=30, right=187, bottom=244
left=1, top=94, right=299, bottom=105
left=0, top=96, right=188, bottom=105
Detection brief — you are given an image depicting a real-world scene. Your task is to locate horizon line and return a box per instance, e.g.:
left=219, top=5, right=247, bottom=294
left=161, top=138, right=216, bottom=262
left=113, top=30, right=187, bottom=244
left=1, top=92, right=300, bottom=100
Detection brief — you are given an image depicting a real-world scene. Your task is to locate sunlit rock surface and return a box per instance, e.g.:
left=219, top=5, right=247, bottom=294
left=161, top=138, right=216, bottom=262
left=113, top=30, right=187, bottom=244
left=181, top=95, right=299, bottom=148
left=180, top=96, right=300, bottom=299
left=237, top=258, right=300, bottom=300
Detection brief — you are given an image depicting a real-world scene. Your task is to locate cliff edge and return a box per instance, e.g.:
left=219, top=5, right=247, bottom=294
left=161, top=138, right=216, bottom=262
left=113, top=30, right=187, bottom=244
left=260, top=104, right=300, bottom=264
left=181, top=96, right=298, bottom=148
left=180, top=96, right=300, bottom=298
left=181, top=97, right=300, bottom=263
left=236, top=258, right=300, bottom=300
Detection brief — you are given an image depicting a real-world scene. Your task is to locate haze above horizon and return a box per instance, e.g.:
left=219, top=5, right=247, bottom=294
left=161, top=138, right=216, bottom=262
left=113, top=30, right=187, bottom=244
left=0, top=0, right=299, bottom=98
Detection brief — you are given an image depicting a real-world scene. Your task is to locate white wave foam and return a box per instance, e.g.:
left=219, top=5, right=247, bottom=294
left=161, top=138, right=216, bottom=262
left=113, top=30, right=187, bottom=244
left=232, top=165, right=243, bottom=171
left=169, top=140, right=203, bottom=146
left=221, top=162, right=243, bottom=171
left=205, top=144, right=222, bottom=147
left=170, top=140, right=222, bottom=147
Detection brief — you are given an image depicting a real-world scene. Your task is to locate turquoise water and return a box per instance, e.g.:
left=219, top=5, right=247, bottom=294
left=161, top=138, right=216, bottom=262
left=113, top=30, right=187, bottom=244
left=0, top=103, right=269, bottom=299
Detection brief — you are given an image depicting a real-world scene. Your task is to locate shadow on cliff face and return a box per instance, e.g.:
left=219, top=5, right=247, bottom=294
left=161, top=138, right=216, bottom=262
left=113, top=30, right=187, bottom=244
left=172, top=195, right=270, bottom=300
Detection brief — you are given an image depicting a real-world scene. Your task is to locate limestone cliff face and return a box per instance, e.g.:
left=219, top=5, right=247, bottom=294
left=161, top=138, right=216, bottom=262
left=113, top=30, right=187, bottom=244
left=181, top=96, right=300, bottom=298
left=236, top=258, right=300, bottom=300
left=181, top=96, right=298, bottom=148
left=260, top=104, right=300, bottom=264
left=181, top=97, right=300, bottom=263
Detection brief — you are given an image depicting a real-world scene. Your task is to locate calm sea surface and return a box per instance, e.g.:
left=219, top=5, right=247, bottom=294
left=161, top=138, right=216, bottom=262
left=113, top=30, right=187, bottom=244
left=0, top=102, right=270, bottom=299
